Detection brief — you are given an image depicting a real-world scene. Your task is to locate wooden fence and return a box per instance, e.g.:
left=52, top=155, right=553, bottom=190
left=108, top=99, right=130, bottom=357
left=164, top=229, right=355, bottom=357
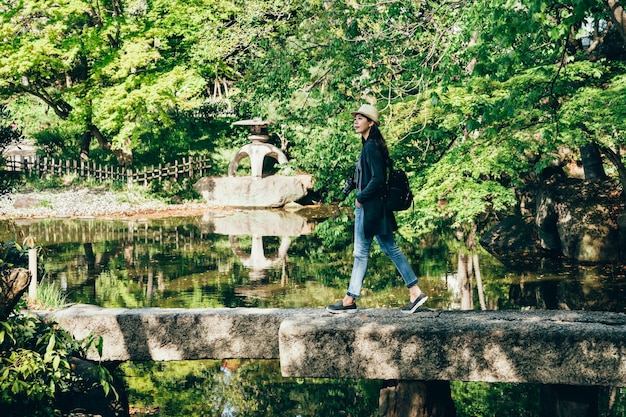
left=4, top=155, right=212, bottom=186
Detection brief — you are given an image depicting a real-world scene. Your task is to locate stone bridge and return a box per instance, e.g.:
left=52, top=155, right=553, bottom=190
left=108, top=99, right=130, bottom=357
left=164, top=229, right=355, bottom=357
left=46, top=305, right=626, bottom=386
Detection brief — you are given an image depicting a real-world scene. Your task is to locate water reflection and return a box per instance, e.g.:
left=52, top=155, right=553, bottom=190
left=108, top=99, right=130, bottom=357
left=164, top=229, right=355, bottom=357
left=0, top=209, right=324, bottom=308
left=4, top=212, right=626, bottom=416
left=1, top=211, right=625, bottom=312
left=199, top=210, right=313, bottom=281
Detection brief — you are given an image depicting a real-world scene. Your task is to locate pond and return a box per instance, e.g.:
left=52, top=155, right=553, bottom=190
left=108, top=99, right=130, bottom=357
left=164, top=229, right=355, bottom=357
left=2, top=208, right=626, bottom=416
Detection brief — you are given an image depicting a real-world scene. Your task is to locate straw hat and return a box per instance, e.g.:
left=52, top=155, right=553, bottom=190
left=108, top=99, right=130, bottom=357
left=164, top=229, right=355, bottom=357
left=350, top=104, right=379, bottom=124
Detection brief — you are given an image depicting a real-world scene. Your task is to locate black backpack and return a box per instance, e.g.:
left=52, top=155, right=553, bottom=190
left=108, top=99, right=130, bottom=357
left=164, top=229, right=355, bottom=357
left=386, top=163, right=413, bottom=211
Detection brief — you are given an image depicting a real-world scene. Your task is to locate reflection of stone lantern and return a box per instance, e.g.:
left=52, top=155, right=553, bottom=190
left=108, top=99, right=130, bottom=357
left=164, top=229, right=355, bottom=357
left=228, top=118, right=288, bottom=178
left=229, top=235, right=292, bottom=281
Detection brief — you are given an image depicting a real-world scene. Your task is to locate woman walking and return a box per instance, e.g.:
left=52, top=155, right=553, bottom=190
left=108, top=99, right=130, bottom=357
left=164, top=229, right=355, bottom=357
left=326, top=104, right=428, bottom=314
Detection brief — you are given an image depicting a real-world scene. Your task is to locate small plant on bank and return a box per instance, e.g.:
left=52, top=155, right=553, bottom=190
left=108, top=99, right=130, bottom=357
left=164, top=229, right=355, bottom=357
left=29, top=281, right=68, bottom=311
left=150, top=177, right=202, bottom=203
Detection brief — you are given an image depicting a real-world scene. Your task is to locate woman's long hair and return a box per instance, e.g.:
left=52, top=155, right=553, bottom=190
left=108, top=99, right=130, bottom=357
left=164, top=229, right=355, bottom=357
left=362, top=122, right=392, bottom=168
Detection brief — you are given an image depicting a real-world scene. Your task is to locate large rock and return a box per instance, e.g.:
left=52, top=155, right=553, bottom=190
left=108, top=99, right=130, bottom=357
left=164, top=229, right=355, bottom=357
left=194, top=175, right=313, bottom=208
left=481, top=179, right=623, bottom=263
left=478, top=216, right=545, bottom=264
left=535, top=179, right=621, bottom=262
left=198, top=209, right=314, bottom=236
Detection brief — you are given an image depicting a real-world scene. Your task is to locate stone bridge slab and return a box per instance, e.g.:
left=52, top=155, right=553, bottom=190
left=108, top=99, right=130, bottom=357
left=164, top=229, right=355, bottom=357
left=45, top=305, right=626, bottom=386
left=46, top=304, right=301, bottom=362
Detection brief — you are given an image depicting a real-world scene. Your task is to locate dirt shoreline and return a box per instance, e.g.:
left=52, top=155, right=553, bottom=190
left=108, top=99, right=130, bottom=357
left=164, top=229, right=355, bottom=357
left=0, top=189, right=213, bottom=221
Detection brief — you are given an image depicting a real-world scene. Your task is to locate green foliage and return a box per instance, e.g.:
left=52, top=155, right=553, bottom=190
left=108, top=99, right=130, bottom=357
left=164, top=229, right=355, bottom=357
left=32, top=125, right=84, bottom=161
left=0, top=104, right=25, bottom=194
left=559, top=62, right=626, bottom=148
left=0, top=306, right=113, bottom=416
left=0, top=104, right=22, bottom=153
left=0, top=237, right=42, bottom=275
left=149, top=177, right=201, bottom=203
left=0, top=0, right=303, bottom=165
left=452, top=381, right=540, bottom=417
left=122, top=359, right=380, bottom=416
left=1, top=312, right=76, bottom=415
left=1, top=0, right=625, bottom=241
left=32, top=281, right=69, bottom=310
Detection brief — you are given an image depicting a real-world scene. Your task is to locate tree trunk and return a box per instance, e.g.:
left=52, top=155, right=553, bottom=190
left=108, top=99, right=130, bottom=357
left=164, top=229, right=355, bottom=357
left=540, top=384, right=600, bottom=417
left=23, top=89, right=132, bottom=165
left=0, top=268, right=31, bottom=320
left=598, top=144, right=626, bottom=203
left=81, top=130, right=91, bottom=160
left=458, top=253, right=473, bottom=310
left=580, top=142, right=607, bottom=182
left=605, top=0, right=626, bottom=43
left=379, top=380, right=456, bottom=417
left=473, top=253, right=487, bottom=310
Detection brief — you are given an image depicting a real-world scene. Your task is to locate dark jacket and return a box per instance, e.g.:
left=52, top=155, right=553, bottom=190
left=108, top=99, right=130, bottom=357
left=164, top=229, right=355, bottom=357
left=355, top=139, right=398, bottom=238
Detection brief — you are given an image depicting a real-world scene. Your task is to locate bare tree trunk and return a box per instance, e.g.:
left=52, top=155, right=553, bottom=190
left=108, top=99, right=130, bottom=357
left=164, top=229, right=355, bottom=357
left=605, top=0, right=626, bottom=42
left=581, top=142, right=607, bottom=182
left=599, top=144, right=626, bottom=203
left=379, top=380, right=456, bottom=417
left=80, top=130, right=91, bottom=160
left=458, top=253, right=473, bottom=310
left=473, top=253, right=487, bottom=310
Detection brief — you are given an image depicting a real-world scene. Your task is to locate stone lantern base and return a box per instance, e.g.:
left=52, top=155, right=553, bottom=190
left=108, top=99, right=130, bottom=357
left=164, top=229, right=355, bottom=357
left=193, top=174, right=313, bottom=208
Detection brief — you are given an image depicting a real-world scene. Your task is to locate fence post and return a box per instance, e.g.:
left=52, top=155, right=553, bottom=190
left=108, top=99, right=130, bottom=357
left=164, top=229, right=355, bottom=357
left=28, top=248, right=38, bottom=301
left=127, top=168, right=133, bottom=189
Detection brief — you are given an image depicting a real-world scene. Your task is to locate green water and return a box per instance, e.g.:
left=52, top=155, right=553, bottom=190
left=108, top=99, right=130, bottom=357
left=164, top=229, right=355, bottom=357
left=2, top=211, right=626, bottom=416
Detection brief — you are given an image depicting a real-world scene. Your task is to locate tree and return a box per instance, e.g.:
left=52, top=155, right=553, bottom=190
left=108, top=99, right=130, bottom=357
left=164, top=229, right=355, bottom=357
left=0, top=104, right=24, bottom=194
left=0, top=0, right=295, bottom=165
left=2, top=0, right=625, bottom=242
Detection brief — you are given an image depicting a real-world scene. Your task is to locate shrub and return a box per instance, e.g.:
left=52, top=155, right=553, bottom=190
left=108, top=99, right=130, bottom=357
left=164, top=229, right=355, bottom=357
left=0, top=238, right=117, bottom=416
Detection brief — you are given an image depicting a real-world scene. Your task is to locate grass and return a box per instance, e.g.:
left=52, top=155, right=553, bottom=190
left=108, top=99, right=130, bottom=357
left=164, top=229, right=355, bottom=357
left=28, top=280, right=68, bottom=310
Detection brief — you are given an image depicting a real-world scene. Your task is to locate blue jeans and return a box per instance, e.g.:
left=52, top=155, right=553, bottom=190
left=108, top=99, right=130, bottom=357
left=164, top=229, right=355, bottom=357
left=347, top=206, right=419, bottom=298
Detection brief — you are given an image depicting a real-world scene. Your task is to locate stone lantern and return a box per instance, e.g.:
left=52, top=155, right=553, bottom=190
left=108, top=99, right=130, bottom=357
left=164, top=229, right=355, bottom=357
left=193, top=117, right=313, bottom=208
left=228, top=118, right=288, bottom=178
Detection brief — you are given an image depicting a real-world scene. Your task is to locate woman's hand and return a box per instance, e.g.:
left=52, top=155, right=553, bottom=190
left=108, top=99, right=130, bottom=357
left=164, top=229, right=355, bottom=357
left=356, top=200, right=363, bottom=208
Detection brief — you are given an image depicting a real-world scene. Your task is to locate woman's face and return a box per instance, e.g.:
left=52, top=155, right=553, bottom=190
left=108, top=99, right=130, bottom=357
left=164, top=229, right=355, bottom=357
left=353, top=114, right=374, bottom=137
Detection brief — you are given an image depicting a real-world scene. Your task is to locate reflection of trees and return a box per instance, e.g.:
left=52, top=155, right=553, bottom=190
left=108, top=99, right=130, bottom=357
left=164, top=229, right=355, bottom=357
left=9, top=218, right=326, bottom=308
left=122, top=360, right=381, bottom=417
left=457, top=253, right=486, bottom=310
left=507, top=264, right=626, bottom=312
left=12, top=219, right=244, bottom=307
